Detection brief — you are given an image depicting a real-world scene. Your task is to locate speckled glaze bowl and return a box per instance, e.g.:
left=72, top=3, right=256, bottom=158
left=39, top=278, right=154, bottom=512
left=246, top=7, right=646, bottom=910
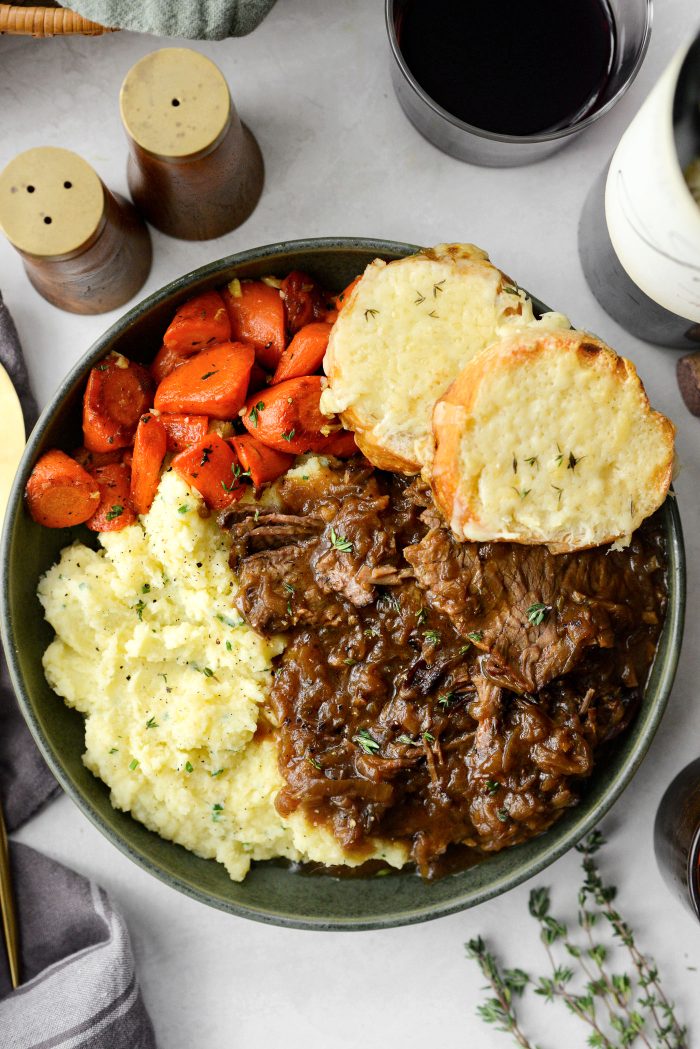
left=0, top=238, right=686, bottom=930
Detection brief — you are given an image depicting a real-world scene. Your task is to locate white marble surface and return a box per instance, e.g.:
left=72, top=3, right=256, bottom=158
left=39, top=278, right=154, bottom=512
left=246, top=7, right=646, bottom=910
left=2, top=3, right=700, bottom=1046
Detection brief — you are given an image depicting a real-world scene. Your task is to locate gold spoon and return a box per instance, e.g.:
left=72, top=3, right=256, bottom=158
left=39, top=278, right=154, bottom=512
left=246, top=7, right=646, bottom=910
left=0, top=800, right=20, bottom=988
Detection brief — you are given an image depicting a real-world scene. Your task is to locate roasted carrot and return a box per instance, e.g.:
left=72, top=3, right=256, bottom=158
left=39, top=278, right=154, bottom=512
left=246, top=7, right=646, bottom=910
left=248, top=362, right=269, bottom=394
left=171, top=433, right=245, bottom=510
left=163, top=290, right=231, bottom=357
left=242, top=375, right=333, bottom=454
left=72, top=446, right=125, bottom=471
left=160, top=413, right=210, bottom=453
left=83, top=353, right=155, bottom=453
left=222, top=280, right=286, bottom=370
left=229, top=434, right=294, bottom=487
left=151, top=344, right=186, bottom=385
left=25, top=449, right=101, bottom=528
left=318, top=429, right=358, bottom=459
left=86, top=462, right=137, bottom=532
left=130, top=413, right=168, bottom=515
left=272, top=322, right=332, bottom=384
left=281, top=271, right=328, bottom=334
left=334, top=276, right=361, bottom=312
left=154, top=342, right=255, bottom=420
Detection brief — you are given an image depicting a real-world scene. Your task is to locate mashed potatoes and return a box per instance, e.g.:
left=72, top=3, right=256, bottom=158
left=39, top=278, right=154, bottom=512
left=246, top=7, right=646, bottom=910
left=38, top=468, right=407, bottom=880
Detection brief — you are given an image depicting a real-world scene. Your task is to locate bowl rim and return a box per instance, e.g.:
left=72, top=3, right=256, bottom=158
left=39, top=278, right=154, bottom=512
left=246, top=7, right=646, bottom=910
left=0, top=236, right=686, bottom=930
left=384, top=0, right=654, bottom=146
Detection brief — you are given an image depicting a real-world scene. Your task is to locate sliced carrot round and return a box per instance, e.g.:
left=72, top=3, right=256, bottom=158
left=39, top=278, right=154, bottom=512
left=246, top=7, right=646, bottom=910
left=83, top=353, right=154, bottom=453
left=26, top=449, right=100, bottom=528
left=272, top=322, right=332, bottom=384
left=86, top=462, right=137, bottom=532
left=163, top=290, right=231, bottom=357
left=154, top=342, right=254, bottom=420
left=130, top=414, right=168, bottom=516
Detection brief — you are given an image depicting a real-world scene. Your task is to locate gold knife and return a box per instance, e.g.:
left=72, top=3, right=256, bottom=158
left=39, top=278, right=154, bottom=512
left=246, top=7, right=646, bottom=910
left=0, top=796, right=20, bottom=988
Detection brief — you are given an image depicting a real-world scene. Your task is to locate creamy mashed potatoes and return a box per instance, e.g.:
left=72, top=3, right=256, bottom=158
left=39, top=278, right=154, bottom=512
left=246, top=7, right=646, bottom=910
left=39, top=468, right=407, bottom=880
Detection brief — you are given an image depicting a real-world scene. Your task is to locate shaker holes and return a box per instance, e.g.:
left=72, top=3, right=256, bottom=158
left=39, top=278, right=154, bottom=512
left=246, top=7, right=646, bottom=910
left=171, top=98, right=181, bottom=107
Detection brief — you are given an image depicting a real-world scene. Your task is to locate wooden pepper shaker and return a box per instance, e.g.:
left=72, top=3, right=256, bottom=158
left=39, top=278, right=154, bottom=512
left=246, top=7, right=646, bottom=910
left=120, top=48, right=264, bottom=241
left=0, top=147, right=151, bottom=315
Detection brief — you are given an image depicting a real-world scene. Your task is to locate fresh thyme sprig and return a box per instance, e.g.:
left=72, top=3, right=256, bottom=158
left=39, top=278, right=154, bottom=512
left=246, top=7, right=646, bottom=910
left=465, top=936, right=536, bottom=1049
left=465, top=830, right=688, bottom=1049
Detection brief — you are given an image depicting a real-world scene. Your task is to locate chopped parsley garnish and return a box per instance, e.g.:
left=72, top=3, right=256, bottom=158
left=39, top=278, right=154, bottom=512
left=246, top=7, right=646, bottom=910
left=437, top=691, right=456, bottom=708
left=225, top=640, right=232, bottom=652
left=526, top=602, right=550, bottom=626
left=512, top=487, right=531, bottom=500
left=496, top=808, right=509, bottom=822
left=524, top=455, right=539, bottom=469
left=554, top=444, right=564, bottom=467
left=210, top=768, right=224, bottom=778
left=202, top=666, right=214, bottom=678
left=216, top=613, right=243, bottom=628
left=344, top=657, right=357, bottom=666
left=185, top=761, right=194, bottom=773
left=141, top=583, right=151, bottom=594
left=129, top=758, right=139, bottom=771
left=330, top=527, right=354, bottom=553
left=486, top=780, right=500, bottom=795
left=199, top=444, right=213, bottom=466
left=416, top=607, right=427, bottom=626
left=248, top=401, right=265, bottom=427
left=200, top=370, right=218, bottom=380
left=109, top=747, right=118, bottom=755
left=353, top=728, right=380, bottom=755
left=423, top=629, right=441, bottom=646
left=281, top=429, right=296, bottom=442
left=282, top=582, right=295, bottom=595
left=105, top=505, right=123, bottom=521
left=467, top=631, right=484, bottom=644
left=178, top=504, right=189, bottom=514
left=212, top=803, right=224, bottom=822
left=306, top=755, right=322, bottom=770
left=133, top=599, right=146, bottom=621
left=145, top=716, right=158, bottom=729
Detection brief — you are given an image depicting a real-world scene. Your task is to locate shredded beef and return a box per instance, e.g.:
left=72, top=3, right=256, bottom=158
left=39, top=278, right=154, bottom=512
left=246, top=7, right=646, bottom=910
left=222, top=460, right=667, bottom=879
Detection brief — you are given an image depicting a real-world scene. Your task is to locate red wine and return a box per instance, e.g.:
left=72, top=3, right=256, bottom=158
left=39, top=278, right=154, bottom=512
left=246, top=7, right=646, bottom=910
left=396, top=0, right=616, bottom=137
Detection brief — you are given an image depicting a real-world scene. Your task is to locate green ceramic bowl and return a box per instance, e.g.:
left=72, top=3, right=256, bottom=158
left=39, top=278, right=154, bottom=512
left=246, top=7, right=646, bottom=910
left=0, top=238, right=686, bottom=930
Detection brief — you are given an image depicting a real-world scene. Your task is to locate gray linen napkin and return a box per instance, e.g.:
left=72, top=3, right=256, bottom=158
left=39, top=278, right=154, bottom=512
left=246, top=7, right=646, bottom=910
left=0, top=844, right=156, bottom=1048
left=0, top=293, right=156, bottom=1048
left=62, top=0, right=277, bottom=39
left=0, top=292, right=57, bottom=833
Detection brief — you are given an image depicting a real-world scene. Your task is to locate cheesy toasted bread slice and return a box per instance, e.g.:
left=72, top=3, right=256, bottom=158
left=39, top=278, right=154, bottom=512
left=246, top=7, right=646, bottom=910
left=320, top=243, right=569, bottom=474
left=431, top=330, right=675, bottom=552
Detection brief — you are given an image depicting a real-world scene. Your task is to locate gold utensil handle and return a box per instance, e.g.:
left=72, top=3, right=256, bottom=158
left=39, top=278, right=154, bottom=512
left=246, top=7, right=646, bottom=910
left=0, top=801, right=20, bottom=989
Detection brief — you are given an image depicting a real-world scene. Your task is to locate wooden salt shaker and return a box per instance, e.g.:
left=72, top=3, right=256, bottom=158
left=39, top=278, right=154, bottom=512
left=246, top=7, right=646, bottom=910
left=0, top=147, right=151, bottom=314
left=120, top=48, right=264, bottom=241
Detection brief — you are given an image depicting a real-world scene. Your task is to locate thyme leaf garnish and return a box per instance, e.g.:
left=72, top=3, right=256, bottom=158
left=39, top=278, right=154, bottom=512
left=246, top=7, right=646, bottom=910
left=353, top=728, right=380, bottom=755
left=526, top=602, right=550, bottom=626
left=330, top=527, right=354, bottom=553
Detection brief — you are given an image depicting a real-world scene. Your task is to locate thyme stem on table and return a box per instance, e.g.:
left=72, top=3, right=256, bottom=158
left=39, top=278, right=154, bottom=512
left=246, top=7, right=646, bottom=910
left=465, top=830, right=688, bottom=1049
